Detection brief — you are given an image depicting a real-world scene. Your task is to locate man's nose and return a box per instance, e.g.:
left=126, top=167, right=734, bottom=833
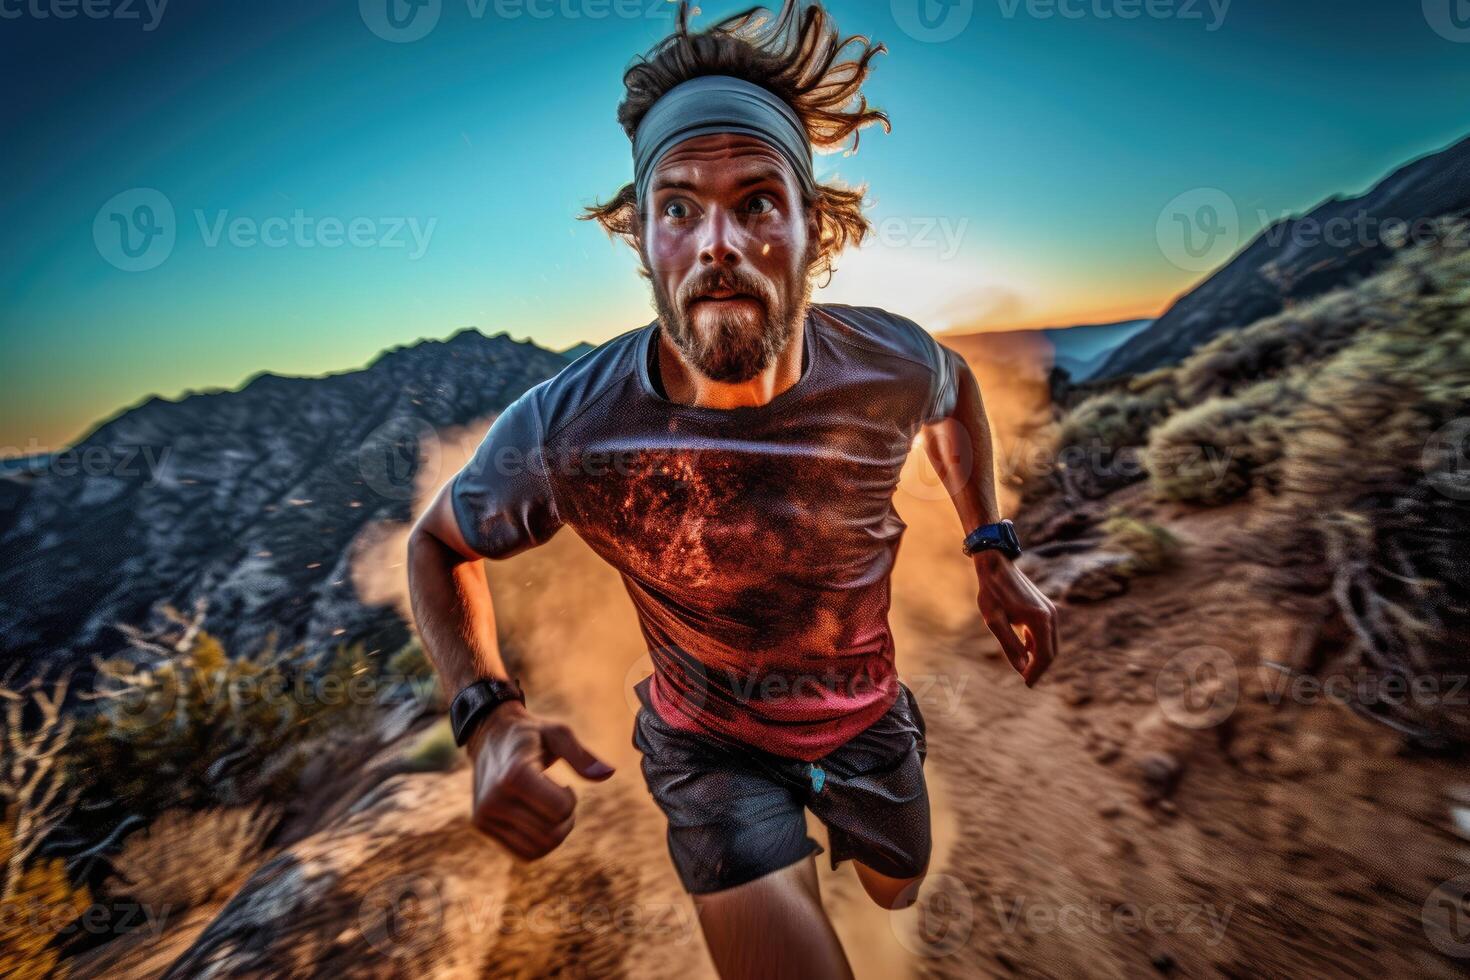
left=697, top=207, right=744, bottom=267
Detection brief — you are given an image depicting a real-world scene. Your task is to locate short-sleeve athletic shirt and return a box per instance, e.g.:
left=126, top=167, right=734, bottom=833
left=450, top=303, right=965, bottom=761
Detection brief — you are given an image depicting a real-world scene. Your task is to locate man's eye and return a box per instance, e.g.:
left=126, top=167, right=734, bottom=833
left=664, top=201, right=691, bottom=219
left=747, top=195, right=775, bottom=215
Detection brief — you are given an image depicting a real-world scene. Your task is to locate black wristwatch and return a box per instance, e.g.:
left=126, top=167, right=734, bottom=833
left=962, top=519, right=1022, bottom=560
left=450, top=677, right=526, bottom=747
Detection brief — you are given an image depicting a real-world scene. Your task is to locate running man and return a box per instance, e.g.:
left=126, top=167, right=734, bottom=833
left=407, top=3, right=1059, bottom=975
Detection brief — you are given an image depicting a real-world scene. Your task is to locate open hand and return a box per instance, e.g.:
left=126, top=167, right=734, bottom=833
left=974, top=552, right=1059, bottom=686
left=467, top=703, right=614, bottom=860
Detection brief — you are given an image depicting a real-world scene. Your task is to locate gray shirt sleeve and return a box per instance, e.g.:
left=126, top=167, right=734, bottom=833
left=449, top=385, right=564, bottom=559
left=886, top=311, right=962, bottom=424
left=926, top=339, right=963, bottom=424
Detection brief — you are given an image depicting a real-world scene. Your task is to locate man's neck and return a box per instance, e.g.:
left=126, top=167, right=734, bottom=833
left=656, top=312, right=808, bottom=410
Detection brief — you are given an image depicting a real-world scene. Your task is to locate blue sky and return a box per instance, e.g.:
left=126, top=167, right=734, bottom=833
left=3, top=0, right=1468, bottom=449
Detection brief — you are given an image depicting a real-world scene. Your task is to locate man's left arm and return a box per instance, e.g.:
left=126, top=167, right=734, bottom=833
left=921, top=351, right=1059, bottom=686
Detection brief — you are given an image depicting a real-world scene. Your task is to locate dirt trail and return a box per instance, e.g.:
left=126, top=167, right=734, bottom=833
left=80, top=350, right=1470, bottom=977
left=82, top=485, right=1468, bottom=979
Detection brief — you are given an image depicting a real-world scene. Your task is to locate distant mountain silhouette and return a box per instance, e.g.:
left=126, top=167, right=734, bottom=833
left=943, top=318, right=1152, bottom=382
left=561, top=341, right=599, bottom=361
left=0, top=330, right=573, bottom=679
left=1098, top=134, right=1470, bottom=378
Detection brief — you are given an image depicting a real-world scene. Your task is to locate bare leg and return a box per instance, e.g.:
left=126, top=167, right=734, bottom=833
left=854, top=861, right=927, bottom=910
left=691, top=855, right=854, bottom=980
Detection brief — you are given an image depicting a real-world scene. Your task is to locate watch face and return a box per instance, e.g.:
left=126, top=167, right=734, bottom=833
left=964, top=521, right=1021, bottom=557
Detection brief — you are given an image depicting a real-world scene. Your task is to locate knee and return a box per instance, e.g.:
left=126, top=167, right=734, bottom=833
left=857, top=867, right=927, bottom=910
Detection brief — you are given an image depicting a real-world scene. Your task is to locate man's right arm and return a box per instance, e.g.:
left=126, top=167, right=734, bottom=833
left=407, top=479, right=613, bottom=861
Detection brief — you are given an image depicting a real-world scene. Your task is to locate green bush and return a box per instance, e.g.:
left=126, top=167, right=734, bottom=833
left=387, top=638, right=444, bottom=711
left=400, top=719, right=459, bottom=774
left=1101, top=517, right=1181, bottom=575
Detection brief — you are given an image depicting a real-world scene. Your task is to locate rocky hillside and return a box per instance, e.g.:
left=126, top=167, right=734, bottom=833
left=0, top=330, right=572, bottom=679
left=1098, top=133, right=1470, bottom=378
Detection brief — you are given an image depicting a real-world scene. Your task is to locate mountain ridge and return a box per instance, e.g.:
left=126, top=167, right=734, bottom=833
left=1098, top=133, right=1470, bottom=378
left=0, top=329, right=574, bottom=679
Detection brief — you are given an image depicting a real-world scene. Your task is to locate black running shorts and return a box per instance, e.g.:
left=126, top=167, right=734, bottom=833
left=631, top=676, right=932, bottom=895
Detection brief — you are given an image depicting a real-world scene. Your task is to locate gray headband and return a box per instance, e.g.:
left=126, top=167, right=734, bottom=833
left=632, top=74, right=816, bottom=207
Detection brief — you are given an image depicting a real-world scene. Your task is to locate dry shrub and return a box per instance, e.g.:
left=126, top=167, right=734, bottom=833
left=1173, top=285, right=1378, bottom=403
left=1262, top=236, right=1470, bottom=740
left=1035, top=382, right=1177, bottom=499
left=0, top=810, right=92, bottom=980
left=74, top=622, right=387, bottom=823
left=1145, top=379, right=1297, bottom=504
left=1068, top=220, right=1469, bottom=742
left=107, top=805, right=278, bottom=912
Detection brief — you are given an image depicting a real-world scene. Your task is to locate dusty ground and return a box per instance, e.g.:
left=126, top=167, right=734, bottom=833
left=76, top=470, right=1470, bottom=979
left=73, top=340, right=1470, bottom=977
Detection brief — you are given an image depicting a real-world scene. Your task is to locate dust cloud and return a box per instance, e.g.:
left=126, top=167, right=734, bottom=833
left=347, top=340, right=1054, bottom=978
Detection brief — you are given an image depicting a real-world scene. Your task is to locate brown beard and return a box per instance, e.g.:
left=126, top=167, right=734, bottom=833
left=646, top=248, right=814, bottom=384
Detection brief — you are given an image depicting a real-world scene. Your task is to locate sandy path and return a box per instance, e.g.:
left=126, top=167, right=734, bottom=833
left=81, top=377, right=1470, bottom=977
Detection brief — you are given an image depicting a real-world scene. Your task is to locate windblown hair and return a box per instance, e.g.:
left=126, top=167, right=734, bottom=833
left=580, top=0, right=890, bottom=283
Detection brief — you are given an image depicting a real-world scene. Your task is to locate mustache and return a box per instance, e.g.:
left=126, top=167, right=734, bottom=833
left=677, top=268, right=773, bottom=311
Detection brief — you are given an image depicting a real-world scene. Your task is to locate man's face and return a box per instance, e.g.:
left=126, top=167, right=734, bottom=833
left=638, top=132, right=816, bottom=384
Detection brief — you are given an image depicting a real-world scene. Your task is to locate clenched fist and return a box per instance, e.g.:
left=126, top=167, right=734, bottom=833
left=974, top=550, right=1059, bottom=687
left=466, top=703, right=614, bottom=860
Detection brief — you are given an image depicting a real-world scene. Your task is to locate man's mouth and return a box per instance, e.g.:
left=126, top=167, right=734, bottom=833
left=690, top=289, right=762, bottom=308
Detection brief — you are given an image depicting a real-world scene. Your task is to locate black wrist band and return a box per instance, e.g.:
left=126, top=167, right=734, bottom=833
left=962, top=519, right=1022, bottom=560
left=450, top=677, right=526, bottom=747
